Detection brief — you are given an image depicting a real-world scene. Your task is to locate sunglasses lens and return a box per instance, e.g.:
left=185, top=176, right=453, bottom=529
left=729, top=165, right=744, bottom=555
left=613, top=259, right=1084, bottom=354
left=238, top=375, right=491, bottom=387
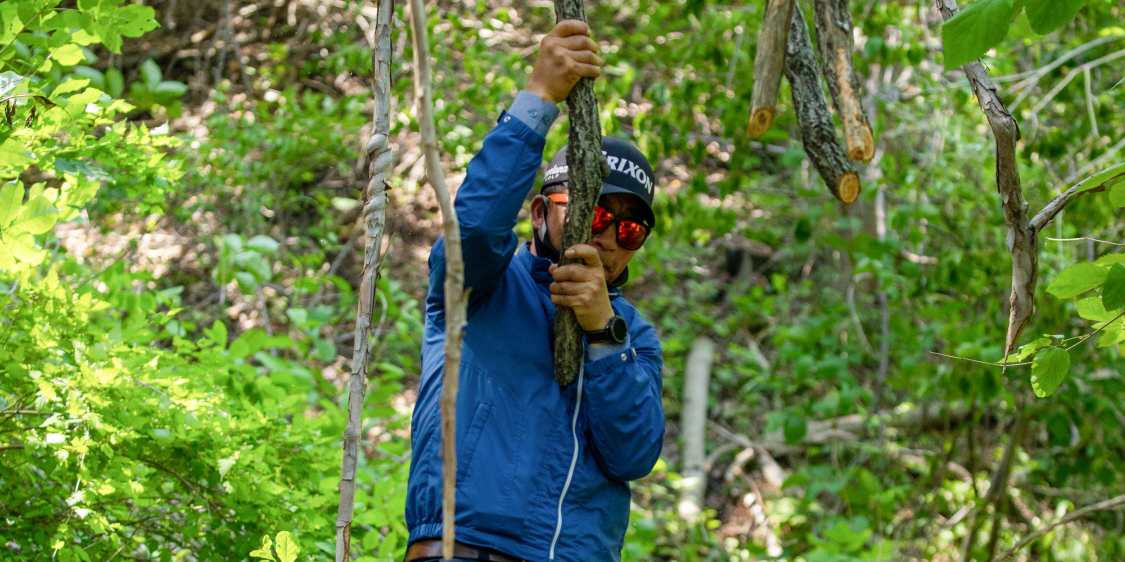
left=617, top=221, right=647, bottom=250
left=591, top=206, right=613, bottom=234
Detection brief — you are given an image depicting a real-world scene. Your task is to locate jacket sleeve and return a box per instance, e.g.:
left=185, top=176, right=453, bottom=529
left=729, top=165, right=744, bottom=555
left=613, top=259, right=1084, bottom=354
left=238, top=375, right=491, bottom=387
left=427, top=113, right=547, bottom=307
left=581, top=316, right=665, bottom=482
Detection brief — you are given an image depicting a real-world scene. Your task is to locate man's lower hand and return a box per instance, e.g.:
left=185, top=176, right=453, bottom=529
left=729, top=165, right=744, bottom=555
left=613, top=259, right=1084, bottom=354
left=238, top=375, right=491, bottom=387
left=549, top=244, right=615, bottom=340
left=526, top=20, right=602, bottom=105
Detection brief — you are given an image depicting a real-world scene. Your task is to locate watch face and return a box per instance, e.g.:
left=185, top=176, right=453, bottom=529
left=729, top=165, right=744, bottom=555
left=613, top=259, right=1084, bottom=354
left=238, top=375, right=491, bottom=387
left=609, top=316, right=628, bottom=343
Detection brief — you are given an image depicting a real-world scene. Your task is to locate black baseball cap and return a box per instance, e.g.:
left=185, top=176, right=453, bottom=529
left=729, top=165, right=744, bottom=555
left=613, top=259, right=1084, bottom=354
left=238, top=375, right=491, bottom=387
left=541, top=137, right=657, bottom=228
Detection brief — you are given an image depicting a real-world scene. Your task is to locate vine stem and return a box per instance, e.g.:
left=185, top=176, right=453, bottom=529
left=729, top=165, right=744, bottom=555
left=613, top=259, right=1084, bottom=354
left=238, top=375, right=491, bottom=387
left=992, top=493, right=1125, bottom=562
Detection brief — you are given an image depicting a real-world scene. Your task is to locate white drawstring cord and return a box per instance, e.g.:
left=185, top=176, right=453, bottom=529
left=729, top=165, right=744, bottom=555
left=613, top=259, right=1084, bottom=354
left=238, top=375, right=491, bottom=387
left=548, top=362, right=584, bottom=560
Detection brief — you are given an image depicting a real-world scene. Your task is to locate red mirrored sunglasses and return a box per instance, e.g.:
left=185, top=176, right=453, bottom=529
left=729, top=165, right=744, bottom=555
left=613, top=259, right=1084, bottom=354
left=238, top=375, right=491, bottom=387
left=545, top=193, right=650, bottom=251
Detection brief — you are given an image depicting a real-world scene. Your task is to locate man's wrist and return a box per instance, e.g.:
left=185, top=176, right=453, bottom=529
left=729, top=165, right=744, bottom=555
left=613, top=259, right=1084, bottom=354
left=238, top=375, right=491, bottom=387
left=506, top=90, right=560, bottom=137
left=525, top=83, right=560, bottom=105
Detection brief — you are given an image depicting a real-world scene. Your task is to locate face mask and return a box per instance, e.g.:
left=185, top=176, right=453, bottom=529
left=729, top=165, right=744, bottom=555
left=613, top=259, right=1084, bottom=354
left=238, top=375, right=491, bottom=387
left=540, top=221, right=548, bottom=241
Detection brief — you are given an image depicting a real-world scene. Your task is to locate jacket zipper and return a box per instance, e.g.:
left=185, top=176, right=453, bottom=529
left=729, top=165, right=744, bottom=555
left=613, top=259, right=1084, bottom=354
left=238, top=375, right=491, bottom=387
left=548, top=362, right=585, bottom=560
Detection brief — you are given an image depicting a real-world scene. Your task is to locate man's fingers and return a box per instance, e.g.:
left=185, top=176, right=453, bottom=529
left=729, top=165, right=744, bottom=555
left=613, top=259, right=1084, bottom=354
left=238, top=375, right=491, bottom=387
left=551, top=265, right=597, bottom=283
left=558, top=34, right=599, bottom=54
left=567, top=49, right=601, bottom=67
left=564, top=244, right=602, bottom=268
left=550, top=19, right=590, bottom=39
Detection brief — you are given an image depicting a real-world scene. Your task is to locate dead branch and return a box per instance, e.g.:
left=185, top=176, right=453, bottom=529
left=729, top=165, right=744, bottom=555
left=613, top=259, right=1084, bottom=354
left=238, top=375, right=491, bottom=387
left=993, top=493, right=1125, bottom=562
left=1030, top=163, right=1125, bottom=232
left=813, top=0, right=874, bottom=162
left=552, top=0, right=610, bottom=386
left=784, top=4, right=860, bottom=204
left=679, top=337, right=715, bottom=521
left=936, top=0, right=1032, bottom=359
left=748, top=0, right=795, bottom=137
left=410, top=0, right=472, bottom=557
left=335, top=0, right=393, bottom=559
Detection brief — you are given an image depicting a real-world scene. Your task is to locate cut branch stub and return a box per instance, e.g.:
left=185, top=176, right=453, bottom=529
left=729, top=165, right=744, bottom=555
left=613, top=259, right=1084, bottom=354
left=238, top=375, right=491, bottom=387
left=813, top=0, right=875, bottom=162
left=748, top=0, right=795, bottom=138
left=784, top=3, right=860, bottom=204
left=552, top=0, right=609, bottom=386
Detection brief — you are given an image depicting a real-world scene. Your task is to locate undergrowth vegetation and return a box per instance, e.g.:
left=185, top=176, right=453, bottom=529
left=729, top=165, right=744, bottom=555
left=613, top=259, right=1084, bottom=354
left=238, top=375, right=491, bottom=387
left=3, top=0, right=1125, bottom=560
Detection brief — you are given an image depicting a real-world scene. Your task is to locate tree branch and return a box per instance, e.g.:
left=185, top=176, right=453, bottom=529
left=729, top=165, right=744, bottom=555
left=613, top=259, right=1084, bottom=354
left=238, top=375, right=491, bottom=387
left=992, top=493, right=1125, bottom=562
left=748, top=0, right=795, bottom=137
left=410, top=0, right=471, bottom=557
left=1030, top=163, right=1125, bottom=232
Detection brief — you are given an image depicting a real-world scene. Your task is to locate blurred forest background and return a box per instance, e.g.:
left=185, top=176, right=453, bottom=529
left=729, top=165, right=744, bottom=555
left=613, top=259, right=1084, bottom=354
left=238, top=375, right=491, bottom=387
left=2, top=0, right=1125, bottom=560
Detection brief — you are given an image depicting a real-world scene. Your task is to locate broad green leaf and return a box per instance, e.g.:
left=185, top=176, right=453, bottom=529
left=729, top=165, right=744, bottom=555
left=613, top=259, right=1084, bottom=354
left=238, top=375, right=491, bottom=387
left=50, top=77, right=90, bottom=99
left=249, top=535, right=276, bottom=561
left=1076, top=298, right=1117, bottom=322
left=1095, top=254, right=1125, bottom=266
left=1102, top=265, right=1125, bottom=312
left=140, top=59, right=162, bottom=91
left=1047, top=263, right=1108, bottom=299
left=941, top=0, right=1013, bottom=69
left=783, top=415, right=807, bottom=445
left=0, top=183, right=23, bottom=228
left=246, top=235, right=280, bottom=254
left=115, top=5, right=158, bottom=37
left=1097, top=324, right=1125, bottom=348
left=71, top=66, right=105, bottom=90
left=1109, top=182, right=1125, bottom=207
left=1015, top=337, right=1050, bottom=361
left=0, top=71, right=25, bottom=99
left=1030, top=347, right=1069, bottom=398
left=153, top=80, right=188, bottom=98
left=1024, top=0, right=1088, bottom=34
left=11, top=195, right=59, bottom=235
left=105, top=67, right=124, bottom=97
left=0, top=139, right=31, bottom=168
left=274, top=531, right=300, bottom=562
left=217, top=456, right=236, bottom=479
left=52, top=44, right=85, bottom=66
left=204, top=320, right=228, bottom=347
left=3, top=229, right=43, bottom=264
left=235, top=251, right=273, bottom=281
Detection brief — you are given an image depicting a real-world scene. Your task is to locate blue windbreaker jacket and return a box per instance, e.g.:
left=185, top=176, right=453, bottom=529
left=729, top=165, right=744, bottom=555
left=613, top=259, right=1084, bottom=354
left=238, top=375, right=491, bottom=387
left=405, top=114, right=665, bottom=562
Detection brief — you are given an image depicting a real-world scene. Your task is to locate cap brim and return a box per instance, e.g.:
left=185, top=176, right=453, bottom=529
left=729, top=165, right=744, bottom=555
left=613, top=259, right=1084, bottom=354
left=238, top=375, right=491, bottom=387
left=600, top=183, right=656, bottom=228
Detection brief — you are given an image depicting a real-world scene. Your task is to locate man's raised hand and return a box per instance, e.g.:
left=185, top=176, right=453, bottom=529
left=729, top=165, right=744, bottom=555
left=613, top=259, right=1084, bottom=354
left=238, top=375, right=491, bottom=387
left=549, top=244, right=616, bottom=338
left=526, top=20, right=602, bottom=105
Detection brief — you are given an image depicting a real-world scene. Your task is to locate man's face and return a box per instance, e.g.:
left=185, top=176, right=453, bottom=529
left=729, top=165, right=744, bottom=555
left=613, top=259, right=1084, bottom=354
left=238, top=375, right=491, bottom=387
left=540, top=191, right=645, bottom=283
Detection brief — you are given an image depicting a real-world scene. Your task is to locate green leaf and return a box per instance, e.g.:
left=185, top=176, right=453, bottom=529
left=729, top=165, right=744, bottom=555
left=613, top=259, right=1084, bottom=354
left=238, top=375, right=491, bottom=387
left=1030, top=347, right=1069, bottom=398
left=1047, top=263, right=1108, bottom=299
left=0, top=139, right=31, bottom=168
left=1015, top=337, right=1050, bottom=361
left=274, top=531, right=300, bottom=562
left=0, top=71, right=25, bottom=99
left=153, top=80, right=188, bottom=99
left=115, top=4, right=158, bottom=37
left=1097, top=324, right=1125, bottom=348
left=10, top=195, right=59, bottom=235
left=1072, top=163, right=1125, bottom=194
left=0, top=182, right=23, bottom=228
left=53, top=44, right=86, bottom=66
left=1095, top=254, right=1125, bottom=266
left=1076, top=298, right=1117, bottom=322
left=105, top=68, right=124, bottom=97
left=249, top=535, right=276, bottom=561
left=783, top=415, right=807, bottom=445
left=51, top=77, right=90, bottom=99
left=204, top=320, right=228, bottom=347
left=1102, top=265, right=1125, bottom=312
left=1024, top=0, right=1088, bottom=34
left=246, top=235, right=280, bottom=254
left=1109, top=182, right=1125, bottom=207
left=140, top=59, right=162, bottom=91
left=941, top=0, right=1013, bottom=69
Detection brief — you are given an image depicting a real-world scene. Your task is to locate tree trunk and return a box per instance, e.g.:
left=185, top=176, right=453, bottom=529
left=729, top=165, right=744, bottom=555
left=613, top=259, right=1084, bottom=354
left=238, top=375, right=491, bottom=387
left=552, top=0, right=609, bottom=386
left=784, top=3, right=860, bottom=204
left=410, top=0, right=471, bottom=558
left=678, top=337, right=715, bottom=521
left=748, top=0, right=795, bottom=138
left=813, top=0, right=874, bottom=162
left=335, top=0, right=393, bottom=559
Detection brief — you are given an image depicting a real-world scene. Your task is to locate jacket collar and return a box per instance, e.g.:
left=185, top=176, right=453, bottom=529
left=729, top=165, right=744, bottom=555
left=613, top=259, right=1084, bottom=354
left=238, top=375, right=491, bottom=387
left=517, top=242, right=623, bottom=297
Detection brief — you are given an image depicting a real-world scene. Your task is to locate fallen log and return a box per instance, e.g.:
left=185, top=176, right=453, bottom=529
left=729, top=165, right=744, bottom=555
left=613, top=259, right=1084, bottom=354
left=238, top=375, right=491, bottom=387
left=748, top=0, right=796, bottom=137
left=678, top=337, right=715, bottom=521
left=813, top=0, right=875, bottom=162
left=784, top=3, right=860, bottom=204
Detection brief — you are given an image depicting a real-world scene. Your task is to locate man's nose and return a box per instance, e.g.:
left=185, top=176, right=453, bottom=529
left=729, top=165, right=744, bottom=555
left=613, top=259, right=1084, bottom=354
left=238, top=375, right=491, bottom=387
left=591, top=225, right=617, bottom=250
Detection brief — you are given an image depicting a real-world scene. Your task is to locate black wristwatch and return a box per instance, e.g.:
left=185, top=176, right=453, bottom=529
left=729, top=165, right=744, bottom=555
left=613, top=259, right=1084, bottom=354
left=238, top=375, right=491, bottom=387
left=585, top=315, right=628, bottom=345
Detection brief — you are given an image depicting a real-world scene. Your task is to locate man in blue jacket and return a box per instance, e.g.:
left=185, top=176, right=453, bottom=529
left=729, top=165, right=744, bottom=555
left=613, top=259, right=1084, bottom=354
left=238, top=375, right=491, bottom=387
left=404, top=19, right=665, bottom=562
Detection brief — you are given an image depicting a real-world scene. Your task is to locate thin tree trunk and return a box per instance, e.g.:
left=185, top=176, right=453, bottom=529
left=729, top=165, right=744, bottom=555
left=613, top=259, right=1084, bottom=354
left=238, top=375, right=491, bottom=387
left=784, top=3, right=860, bottom=204
left=748, top=0, right=795, bottom=137
left=410, top=0, right=471, bottom=558
left=552, top=0, right=609, bottom=386
left=813, top=0, right=874, bottom=162
left=335, top=0, right=394, bottom=559
left=678, top=337, right=715, bottom=521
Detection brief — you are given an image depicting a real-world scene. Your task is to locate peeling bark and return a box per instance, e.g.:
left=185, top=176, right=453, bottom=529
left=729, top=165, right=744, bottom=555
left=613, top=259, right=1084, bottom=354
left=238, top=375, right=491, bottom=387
left=785, top=4, right=860, bottom=204
left=748, top=0, right=795, bottom=138
left=813, top=0, right=874, bottom=162
left=335, top=0, right=393, bottom=559
left=552, top=0, right=610, bottom=386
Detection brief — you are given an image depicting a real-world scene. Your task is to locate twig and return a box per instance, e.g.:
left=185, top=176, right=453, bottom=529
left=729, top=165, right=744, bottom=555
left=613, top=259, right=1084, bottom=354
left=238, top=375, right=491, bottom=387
left=1030, top=164, right=1125, bottom=232
left=929, top=352, right=1031, bottom=368
left=1047, top=237, right=1125, bottom=246
left=1084, top=67, right=1099, bottom=140
left=993, top=493, right=1125, bottom=562
left=1005, top=34, right=1125, bottom=107
left=1066, top=309, right=1125, bottom=351
left=410, top=0, right=471, bottom=556
left=845, top=280, right=875, bottom=355
left=1027, top=49, right=1125, bottom=117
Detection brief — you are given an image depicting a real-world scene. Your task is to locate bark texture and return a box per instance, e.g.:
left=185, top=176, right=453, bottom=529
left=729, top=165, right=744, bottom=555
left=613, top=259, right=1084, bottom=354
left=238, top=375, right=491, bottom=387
left=785, top=4, right=860, bottom=204
left=335, top=0, right=393, bottom=559
left=813, top=0, right=874, bottom=162
left=410, top=0, right=471, bottom=557
left=748, top=0, right=795, bottom=138
left=552, top=0, right=610, bottom=386
left=677, top=337, right=715, bottom=521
